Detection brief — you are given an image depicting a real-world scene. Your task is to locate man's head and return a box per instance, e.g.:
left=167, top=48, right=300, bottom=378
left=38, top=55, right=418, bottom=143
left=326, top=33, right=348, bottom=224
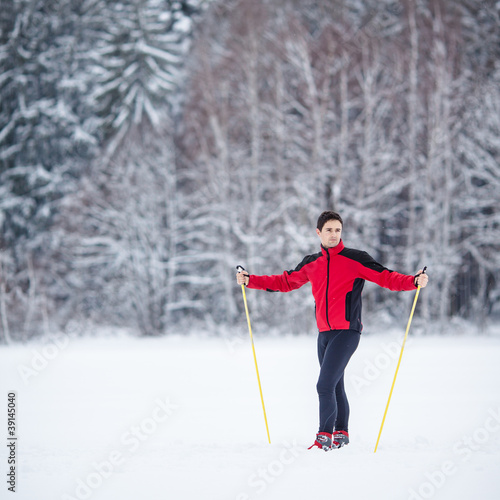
left=316, top=211, right=343, bottom=248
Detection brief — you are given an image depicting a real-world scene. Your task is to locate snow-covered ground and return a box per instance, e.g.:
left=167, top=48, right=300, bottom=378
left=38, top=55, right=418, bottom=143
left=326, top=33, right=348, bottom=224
left=1, top=329, right=500, bottom=500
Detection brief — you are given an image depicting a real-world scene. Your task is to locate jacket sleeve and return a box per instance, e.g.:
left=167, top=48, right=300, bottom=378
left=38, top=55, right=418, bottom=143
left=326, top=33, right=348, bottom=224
left=355, top=252, right=416, bottom=291
left=247, top=257, right=311, bottom=292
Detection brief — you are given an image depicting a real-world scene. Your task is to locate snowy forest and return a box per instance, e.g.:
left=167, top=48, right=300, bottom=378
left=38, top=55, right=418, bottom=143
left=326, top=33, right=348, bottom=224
left=0, top=0, right=499, bottom=341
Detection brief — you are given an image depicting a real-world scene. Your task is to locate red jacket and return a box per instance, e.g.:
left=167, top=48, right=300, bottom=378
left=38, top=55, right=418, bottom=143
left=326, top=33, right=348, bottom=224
left=247, top=240, right=417, bottom=333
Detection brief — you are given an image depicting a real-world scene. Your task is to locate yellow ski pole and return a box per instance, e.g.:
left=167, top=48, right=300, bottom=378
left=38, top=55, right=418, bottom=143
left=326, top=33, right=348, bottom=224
left=236, top=265, right=271, bottom=444
left=374, top=266, right=427, bottom=453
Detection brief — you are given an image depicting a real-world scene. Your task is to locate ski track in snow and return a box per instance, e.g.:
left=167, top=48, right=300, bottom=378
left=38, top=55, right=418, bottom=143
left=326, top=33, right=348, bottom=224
left=1, top=331, right=500, bottom=500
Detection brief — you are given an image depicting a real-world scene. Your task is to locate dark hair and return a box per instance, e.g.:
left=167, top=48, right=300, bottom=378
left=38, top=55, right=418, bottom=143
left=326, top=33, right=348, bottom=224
left=317, top=211, right=343, bottom=231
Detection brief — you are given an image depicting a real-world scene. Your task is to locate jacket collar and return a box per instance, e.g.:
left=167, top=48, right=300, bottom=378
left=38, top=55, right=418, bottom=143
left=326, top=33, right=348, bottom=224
left=321, top=239, right=345, bottom=256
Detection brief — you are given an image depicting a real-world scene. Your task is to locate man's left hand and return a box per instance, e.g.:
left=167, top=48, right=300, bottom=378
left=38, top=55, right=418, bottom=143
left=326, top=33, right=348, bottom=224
left=414, top=269, right=428, bottom=288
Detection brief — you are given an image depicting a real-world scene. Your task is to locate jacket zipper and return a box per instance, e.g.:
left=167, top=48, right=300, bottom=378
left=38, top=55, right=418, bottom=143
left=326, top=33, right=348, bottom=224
left=325, top=250, right=332, bottom=330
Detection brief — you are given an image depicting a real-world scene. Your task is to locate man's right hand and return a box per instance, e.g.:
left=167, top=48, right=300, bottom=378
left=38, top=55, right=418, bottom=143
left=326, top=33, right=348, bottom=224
left=236, top=271, right=250, bottom=286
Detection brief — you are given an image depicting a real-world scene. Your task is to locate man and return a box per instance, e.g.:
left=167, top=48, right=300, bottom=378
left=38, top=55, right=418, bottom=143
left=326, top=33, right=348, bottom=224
left=236, top=211, right=428, bottom=451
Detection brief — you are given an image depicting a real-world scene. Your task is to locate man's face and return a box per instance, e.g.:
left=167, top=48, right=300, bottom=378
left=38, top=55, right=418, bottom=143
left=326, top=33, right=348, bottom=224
left=316, top=219, right=342, bottom=248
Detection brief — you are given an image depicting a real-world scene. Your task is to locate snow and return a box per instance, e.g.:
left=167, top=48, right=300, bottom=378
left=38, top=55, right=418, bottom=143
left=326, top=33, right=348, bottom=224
left=1, top=330, right=500, bottom=500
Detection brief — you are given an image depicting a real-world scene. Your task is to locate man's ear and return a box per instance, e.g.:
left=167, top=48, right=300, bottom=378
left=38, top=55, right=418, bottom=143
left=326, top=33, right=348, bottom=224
left=316, top=228, right=321, bottom=236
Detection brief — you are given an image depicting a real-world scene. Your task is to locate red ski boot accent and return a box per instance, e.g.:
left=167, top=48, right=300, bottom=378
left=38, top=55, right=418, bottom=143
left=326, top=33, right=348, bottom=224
left=332, top=430, right=349, bottom=448
left=308, top=432, right=333, bottom=451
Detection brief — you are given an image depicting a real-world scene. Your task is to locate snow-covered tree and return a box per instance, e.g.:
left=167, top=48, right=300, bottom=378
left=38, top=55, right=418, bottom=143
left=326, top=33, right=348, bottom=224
left=0, top=1, right=94, bottom=248
left=0, top=0, right=101, bottom=338
left=48, top=0, right=208, bottom=334
left=81, top=0, right=203, bottom=156
left=54, top=119, right=181, bottom=335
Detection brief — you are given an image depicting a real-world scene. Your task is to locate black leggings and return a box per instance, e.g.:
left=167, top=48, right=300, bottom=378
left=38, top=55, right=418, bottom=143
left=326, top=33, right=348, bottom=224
left=316, top=329, right=360, bottom=434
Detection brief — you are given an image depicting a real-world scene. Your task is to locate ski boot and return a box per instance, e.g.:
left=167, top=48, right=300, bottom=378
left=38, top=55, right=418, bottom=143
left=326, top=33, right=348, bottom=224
left=332, top=430, right=349, bottom=448
left=308, top=432, right=333, bottom=451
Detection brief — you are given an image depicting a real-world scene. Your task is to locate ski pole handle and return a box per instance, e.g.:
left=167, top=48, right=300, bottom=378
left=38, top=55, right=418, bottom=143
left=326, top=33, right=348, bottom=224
left=236, top=265, right=249, bottom=286
left=414, top=266, right=427, bottom=287
left=416, top=266, right=427, bottom=276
